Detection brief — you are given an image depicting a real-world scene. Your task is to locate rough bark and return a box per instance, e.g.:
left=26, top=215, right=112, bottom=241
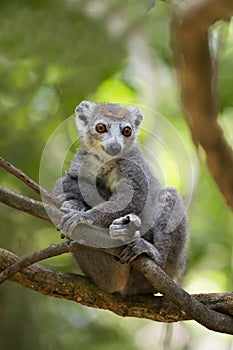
left=1, top=248, right=232, bottom=323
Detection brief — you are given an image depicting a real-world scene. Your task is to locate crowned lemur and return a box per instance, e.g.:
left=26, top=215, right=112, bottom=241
left=54, top=101, right=188, bottom=296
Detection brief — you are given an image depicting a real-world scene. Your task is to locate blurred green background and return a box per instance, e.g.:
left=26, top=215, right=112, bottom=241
left=0, top=1, right=232, bottom=349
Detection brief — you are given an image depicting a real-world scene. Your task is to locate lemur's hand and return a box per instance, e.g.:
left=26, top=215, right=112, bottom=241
left=58, top=209, right=93, bottom=238
left=109, top=214, right=141, bottom=242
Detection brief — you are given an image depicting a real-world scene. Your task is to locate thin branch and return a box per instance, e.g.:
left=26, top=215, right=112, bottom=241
left=0, top=156, right=62, bottom=207
left=0, top=241, right=75, bottom=284
left=0, top=248, right=232, bottom=324
left=0, top=185, right=60, bottom=224
left=0, top=185, right=124, bottom=248
left=172, top=0, right=233, bottom=210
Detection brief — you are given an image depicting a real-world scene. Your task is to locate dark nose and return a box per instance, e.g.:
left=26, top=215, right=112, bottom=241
left=106, top=143, right=122, bottom=156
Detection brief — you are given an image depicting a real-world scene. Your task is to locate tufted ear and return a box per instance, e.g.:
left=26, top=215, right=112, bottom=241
left=128, top=106, right=143, bottom=127
left=75, top=100, right=96, bottom=134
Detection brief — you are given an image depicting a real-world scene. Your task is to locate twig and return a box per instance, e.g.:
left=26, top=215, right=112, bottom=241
left=0, top=156, right=62, bottom=207
left=0, top=241, right=79, bottom=284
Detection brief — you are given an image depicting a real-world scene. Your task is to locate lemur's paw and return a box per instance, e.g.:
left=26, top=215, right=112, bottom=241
left=109, top=214, right=141, bottom=242
left=119, top=238, right=159, bottom=264
left=58, top=210, right=93, bottom=239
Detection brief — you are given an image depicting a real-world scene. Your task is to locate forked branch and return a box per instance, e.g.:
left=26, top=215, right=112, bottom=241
left=0, top=181, right=233, bottom=333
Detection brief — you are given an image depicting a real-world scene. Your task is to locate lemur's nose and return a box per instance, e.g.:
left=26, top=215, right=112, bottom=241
left=106, top=142, right=122, bottom=156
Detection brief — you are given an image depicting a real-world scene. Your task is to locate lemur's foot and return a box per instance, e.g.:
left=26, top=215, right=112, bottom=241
left=109, top=214, right=141, bottom=242
left=58, top=209, right=93, bottom=239
left=119, top=238, right=160, bottom=264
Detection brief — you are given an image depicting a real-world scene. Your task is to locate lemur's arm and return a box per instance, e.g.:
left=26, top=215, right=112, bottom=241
left=54, top=148, right=90, bottom=211
left=58, top=160, right=148, bottom=243
left=60, top=177, right=142, bottom=230
left=54, top=174, right=89, bottom=211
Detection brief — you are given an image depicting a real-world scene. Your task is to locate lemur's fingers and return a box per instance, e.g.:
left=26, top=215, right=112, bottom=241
left=58, top=210, right=94, bottom=238
left=57, top=210, right=77, bottom=232
left=109, top=214, right=141, bottom=241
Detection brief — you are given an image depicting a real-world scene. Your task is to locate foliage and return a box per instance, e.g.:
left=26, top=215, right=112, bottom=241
left=0, top=1, right=232, bottom=349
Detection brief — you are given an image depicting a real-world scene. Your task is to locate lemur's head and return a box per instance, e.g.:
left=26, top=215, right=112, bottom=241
left=75, top=101, right=143, bottom=157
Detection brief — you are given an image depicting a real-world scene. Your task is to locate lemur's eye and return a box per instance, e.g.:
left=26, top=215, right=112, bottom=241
left=95, top=123, right=107, bottom=133
left=122, top=126, right=132, bottom=137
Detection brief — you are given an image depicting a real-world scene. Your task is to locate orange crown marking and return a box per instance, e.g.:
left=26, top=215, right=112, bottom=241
left=97, top=105, right=128, bottom=119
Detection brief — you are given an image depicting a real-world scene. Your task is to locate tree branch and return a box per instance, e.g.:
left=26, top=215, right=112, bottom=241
left=0, top=159, right=233, bottom=333
left=0, top=241, right=75, bottom=284
left=0, top=185, right=127, bottom=248
left=0, top=156, right=62, bottom=207
left=132, top=257, right=233, bottom=334
left=172, top=0, right=233, bottom=210
left=1, top=248, right=232, bottom=324
left=0, top=223, right=233, bottom=334
left=0, top=185, right=60, bottom=223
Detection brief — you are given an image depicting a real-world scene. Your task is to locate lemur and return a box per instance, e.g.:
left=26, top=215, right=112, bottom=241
left=54, top=101, right=188, bottom=296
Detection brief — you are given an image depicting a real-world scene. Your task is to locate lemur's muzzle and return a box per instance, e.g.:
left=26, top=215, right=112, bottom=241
left=104, top=142, right=122, bottom=156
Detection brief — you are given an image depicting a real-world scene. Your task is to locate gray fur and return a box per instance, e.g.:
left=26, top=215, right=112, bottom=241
left=54, top=101, right=188, bottom=296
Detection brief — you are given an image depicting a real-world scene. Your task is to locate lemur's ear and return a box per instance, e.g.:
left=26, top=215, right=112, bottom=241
left=75, top=101, right=96, bottom=134
left=128, top=106, right=143, bottom=127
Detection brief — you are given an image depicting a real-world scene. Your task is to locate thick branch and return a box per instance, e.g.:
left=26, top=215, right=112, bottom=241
left=0, top=163, right=232, bottom=333
left=132, top=257, right=233, bottom=334
left=0, top=234, right=233, bottom=334
left=0, top=248, right=232, bottom=323
left=172, top=0, right=233, bottom=210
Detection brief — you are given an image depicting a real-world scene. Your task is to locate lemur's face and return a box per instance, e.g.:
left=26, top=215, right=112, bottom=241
left=75, top=101, right=143, bottom=157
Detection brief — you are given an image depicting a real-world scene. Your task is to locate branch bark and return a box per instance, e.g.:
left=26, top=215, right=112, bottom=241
left=0, top=229, right=233, bottom=333
left=0, top=185, right=60, bottom=223
left=0, top=159, right=233, bottom=333
left=1, top=248, right=232, bottom=323
left=172, top=0, right=233, bottom=210
left=0, top=157, right=62, bottom=207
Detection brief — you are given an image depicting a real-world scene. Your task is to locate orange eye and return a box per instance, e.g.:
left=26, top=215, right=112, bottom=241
left=122, top=126, right=132, bottom=137
left=95, top=123, right=107, bottom=133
